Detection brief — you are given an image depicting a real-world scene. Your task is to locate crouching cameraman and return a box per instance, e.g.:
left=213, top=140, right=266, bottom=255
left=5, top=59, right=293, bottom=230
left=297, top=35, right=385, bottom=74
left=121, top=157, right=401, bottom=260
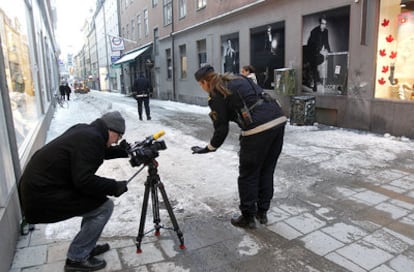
left=19, top=111, right=129, bottom=272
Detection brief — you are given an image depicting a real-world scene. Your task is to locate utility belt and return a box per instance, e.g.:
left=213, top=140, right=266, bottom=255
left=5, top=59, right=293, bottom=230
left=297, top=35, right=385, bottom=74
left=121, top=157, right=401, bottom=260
left=241, top=116, right=287, bottom=136
left=135, top=94, right=149, bottom=98
left=236, top=92, right=279, bottom=129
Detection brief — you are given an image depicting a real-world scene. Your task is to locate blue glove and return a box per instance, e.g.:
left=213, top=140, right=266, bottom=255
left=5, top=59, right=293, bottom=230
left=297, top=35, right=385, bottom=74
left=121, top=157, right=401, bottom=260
left=191, top=146, right=214, bottom=154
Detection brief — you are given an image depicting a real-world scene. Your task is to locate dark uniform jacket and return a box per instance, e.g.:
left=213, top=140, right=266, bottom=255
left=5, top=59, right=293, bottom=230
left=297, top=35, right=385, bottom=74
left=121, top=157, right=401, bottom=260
left=133, top=76, right=151, bottom=96
left=208, top=76, right=286, bottom=149
left=19, top=119, right=128, bottom=224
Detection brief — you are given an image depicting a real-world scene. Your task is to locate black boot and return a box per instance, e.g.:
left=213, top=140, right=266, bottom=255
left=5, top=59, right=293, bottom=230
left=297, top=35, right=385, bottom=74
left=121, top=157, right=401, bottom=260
left=231, top=214, right=256, bottom=229
left=64, top=257, right=106, bottom=271
left=256, top=211, right=268, bottom=224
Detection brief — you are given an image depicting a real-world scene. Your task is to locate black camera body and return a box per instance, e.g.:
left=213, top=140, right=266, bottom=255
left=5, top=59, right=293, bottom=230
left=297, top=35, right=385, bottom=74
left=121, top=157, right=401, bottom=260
left=120, top=137, right=167, bottom=167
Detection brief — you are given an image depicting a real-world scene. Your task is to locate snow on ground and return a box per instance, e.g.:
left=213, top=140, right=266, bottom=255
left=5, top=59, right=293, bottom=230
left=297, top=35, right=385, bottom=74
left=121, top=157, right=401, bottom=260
left=44, top=91, right=414, bottom=239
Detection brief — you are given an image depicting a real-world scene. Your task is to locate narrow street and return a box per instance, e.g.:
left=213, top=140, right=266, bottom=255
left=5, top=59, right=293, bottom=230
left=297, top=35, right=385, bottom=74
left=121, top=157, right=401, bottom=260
left=10, top=91, right=414, bottom=272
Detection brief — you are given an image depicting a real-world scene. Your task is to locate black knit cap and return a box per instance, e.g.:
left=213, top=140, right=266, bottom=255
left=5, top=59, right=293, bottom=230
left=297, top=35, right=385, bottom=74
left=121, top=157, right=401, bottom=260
left=194, top=64, right=215, bottom=81
left=101, top=111, right=125, bottom=134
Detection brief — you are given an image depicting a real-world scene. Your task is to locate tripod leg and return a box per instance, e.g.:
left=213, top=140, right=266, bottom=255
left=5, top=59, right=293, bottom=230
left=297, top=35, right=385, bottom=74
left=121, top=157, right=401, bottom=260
left=136, top=181, right=150, bottom=253
left=158, top=181, right=186, bottom=250
left=151, top=181, right=161, bottom=236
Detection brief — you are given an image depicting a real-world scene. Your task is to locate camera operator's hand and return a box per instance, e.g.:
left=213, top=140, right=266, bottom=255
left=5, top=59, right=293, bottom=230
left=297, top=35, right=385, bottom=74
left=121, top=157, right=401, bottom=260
left=191, top=146, right=215, bottom=154
left=113, top=181, right=128, bottom=197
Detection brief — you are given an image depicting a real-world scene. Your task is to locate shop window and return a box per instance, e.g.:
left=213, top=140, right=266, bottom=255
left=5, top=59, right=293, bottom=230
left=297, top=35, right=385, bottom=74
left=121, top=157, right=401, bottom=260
left=166, top=48, right=172, bottom=79
left=221, top=34, right=239, bottom=74
left=179, top=44, right=187, bottom=79
left=375, top=0, right=414, bottom=101
left=0, top=1, right=41, bottom=150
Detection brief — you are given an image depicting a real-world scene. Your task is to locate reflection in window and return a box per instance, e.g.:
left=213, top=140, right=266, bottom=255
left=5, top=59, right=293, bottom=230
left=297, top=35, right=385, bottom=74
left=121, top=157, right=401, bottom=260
left=375, top=0, right=414, bottom=101
left=0, top=2, right=40, bottom=149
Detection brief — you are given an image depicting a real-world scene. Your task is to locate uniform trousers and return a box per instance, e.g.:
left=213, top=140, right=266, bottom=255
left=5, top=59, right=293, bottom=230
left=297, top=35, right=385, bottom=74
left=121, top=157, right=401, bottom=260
left=238, top=124, right=285, bottom=217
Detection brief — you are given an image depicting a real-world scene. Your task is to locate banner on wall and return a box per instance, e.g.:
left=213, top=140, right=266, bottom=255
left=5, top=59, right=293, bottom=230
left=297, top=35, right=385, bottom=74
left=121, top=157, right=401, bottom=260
left=301, top=6, right=350, bottom=95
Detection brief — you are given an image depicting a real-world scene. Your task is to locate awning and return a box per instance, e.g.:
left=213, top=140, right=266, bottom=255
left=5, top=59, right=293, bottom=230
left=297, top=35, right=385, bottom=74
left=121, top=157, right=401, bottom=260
left=112, top=47, right=150, bottom=66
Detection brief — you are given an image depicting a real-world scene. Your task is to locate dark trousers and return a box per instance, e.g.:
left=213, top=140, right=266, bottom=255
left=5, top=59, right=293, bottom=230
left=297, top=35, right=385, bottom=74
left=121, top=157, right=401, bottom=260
left=136, top=97, right=151, bottom=119
left=238, top=124, right=285, bottom=217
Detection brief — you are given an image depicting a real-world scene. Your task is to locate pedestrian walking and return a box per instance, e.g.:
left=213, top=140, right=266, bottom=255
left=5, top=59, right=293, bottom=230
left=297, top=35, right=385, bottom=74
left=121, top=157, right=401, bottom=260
left=133, top=72, right=152, bottom=120
left=191, top=65, right=287, bottom=229
left=18, top=111, right=129, bottom=271
left=59, top=83, right=66, bottom=100
left=64, top=83, right=72, bottom=101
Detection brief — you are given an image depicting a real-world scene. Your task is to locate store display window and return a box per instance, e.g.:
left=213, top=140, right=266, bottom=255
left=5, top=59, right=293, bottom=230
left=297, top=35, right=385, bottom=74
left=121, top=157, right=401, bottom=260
left=0, top=0, right=41, bottom=150
left=375, top=0, right=414, bottom=101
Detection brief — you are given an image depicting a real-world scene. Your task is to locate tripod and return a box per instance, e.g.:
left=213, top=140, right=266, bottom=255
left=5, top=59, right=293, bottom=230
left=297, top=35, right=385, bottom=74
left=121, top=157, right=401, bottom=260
left=129, top=159, right=185, bottom=253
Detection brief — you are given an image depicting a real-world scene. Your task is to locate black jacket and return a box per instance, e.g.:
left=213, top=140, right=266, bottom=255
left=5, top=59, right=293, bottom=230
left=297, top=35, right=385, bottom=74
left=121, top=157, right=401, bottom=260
left=208, top=77, right=285, bottom=148
left=19, top=119, right=128, bottom=223
left=133, top=76, right=151, bottom=95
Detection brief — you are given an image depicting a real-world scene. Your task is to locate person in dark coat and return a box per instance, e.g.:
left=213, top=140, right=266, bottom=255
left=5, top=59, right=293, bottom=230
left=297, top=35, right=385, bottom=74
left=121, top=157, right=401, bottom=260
left=19, top=111, right=129, bottom=272
left=191, top=65, right=287, bottom=229
left=64, top=83, right=72, bottom=100
left=59, top=83, right=66, bottom=100
left=133, top=73, right=151, bottom=120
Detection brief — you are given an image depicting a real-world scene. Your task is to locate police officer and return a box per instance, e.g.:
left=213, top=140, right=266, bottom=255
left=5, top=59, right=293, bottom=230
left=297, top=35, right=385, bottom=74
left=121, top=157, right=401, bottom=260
left=191, top=65, right=287, bottom=229
left=133, top=72, right=152, bottom=120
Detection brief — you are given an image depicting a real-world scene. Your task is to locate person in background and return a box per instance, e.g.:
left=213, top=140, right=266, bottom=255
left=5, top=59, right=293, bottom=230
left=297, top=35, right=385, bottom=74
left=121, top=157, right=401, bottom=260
left=19, top=111, right=129, bottom=272
left=59, top=82, right=66, bottom=100
left=241, top=65, right=258, bottom=84
left=191, top=65, right=286, bottom=229
left=64, top=83, right=72, bottom=101
left=133, top=72, right=152, bottom=121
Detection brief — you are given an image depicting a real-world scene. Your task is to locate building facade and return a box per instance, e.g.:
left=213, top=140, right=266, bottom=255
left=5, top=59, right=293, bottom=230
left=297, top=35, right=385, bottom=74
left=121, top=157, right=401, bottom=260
left=108, top=0, right=414, bottom=137
left=0, top=0, right=59, bottom=270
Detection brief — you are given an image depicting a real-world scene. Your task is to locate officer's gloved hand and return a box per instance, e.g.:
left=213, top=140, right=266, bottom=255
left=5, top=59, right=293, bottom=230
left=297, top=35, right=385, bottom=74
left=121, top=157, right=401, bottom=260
left=113, top=181, right=128, bottom=197
left=191, top=146, right=215, bottom=154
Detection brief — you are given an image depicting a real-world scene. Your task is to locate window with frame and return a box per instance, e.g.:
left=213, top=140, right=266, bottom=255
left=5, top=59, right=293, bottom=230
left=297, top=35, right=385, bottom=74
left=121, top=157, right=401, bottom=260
left=154, top=28, right=159, bottom=55
left=196, top=0, right=206, bottom=10
left=144, top=9, right=149, bottom=36
left=152, top=0, right=158, bottom=7
left=197, top=39, right=207, bottom=68
left=179, top=44, right=187, bottom=79
left=179, top=0, right=186, bottom=18
left=131, top=19, right=135, bottom=41
left=163, top=0, right=172, bottom=26
left=0, top=0, right=44, bottom=200
left=375, top=0, right=414, bottom=101
left=166, top=48, right=172, bottom=79
left=137, top=15, right=142, bottom=40
left=0, top=0, right=41, bottom=149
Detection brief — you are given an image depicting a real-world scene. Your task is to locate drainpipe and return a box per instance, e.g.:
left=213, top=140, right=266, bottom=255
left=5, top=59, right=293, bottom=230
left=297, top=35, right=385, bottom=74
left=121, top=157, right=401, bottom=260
left=171, top=0, right=176, bottom=101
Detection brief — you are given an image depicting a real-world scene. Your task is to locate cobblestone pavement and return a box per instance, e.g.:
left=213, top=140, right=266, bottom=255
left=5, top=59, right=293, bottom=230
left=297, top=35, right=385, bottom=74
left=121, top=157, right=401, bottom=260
left=9, top=93, right=414, bottom=272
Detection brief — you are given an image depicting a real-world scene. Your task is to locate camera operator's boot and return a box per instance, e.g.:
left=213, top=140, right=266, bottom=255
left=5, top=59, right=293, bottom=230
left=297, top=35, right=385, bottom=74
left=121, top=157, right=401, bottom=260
left=231, top=214, right=256, bottom=229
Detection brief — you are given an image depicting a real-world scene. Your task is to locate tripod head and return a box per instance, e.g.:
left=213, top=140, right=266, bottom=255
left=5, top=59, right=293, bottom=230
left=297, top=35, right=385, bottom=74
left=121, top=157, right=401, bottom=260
left=120, top=130, right=167, bottom=167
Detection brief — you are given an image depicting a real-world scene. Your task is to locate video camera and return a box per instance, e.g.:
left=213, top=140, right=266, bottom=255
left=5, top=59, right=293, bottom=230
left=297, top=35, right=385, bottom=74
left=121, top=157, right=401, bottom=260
left=120, top=130, right=167, bottom=167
